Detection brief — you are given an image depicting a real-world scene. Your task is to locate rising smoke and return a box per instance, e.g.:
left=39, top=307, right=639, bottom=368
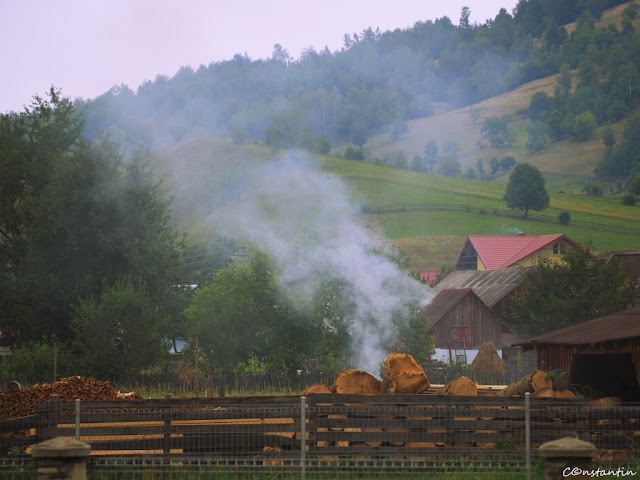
left=211, top=151, right=433, bottom=374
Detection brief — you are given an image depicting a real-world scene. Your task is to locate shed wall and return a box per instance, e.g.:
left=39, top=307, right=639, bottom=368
left=431, top=294, right=503, bottom=349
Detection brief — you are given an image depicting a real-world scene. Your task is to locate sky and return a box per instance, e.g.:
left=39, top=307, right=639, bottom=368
left=1, top=0, right=518, bottom=114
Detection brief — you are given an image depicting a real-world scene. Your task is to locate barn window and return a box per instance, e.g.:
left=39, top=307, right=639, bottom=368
left=553, top=243, right=559, bottom=254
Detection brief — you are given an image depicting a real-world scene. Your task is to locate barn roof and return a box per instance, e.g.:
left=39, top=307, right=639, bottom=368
left=609, top=253, right=640, bottom=281
left=434, top=266, right=527, bottom=308
left=459, top=234, right=578, bottom=270
left=420, top=288, right=475, bottom=329
left=514, top=306, right=640, bottom=350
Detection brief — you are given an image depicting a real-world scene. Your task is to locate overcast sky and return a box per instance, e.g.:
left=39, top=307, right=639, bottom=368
left=1, top=0, right=518, bottom=114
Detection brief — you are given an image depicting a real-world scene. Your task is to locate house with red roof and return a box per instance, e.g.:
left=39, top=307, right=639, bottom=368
left=455, top=234, right=581, bottom=270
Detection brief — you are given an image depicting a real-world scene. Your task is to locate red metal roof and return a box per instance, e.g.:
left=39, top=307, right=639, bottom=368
left=464, top=234, right=575, bottom=270
left=514, top=306, right=640, bottom=349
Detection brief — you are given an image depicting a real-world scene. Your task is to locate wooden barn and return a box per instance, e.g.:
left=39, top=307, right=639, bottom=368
left=514, top=306, right=640, bottom=401
left=420, top=288, right=510, bottom=363
left=433, top=266, right=527, bottom=319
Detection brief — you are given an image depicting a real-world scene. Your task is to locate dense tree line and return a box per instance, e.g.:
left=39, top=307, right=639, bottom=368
left=73, top=1, right=634, bottom=154
left=0, top=92, right=427, bottom=382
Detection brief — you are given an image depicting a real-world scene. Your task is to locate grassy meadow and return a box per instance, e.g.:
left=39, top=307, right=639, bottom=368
left=320, top=155, right=640, bottom=270
left=151, top=137, right=640, bottom=272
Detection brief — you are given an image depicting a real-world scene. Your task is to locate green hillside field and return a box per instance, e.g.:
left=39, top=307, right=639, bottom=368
left=151, top=138, right=640, bottom=273
left=321, top=155, right=640, bottom=270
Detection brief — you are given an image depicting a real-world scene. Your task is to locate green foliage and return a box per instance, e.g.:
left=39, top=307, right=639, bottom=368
left=622, top=193, right=637, bottom=205
left=71, top=277, right=172, bottom=381
left=344, top=145, right=365, bottom=160
left=390, top=119, right=409, bottom=141
left=503, top=163, right=550, bottom=217
left=0, top=90, right=183, bottom=344
left=526, top=122, right=549, bottom=152
left=596, top=114, right=640, bottom=179
left=437, top=157, right=462, bottom=177
left=184, top=249, right=333, bottom=376
left=481, top=116, right=514, bottom=148
left=0, top=337, right=81, bottom=383
left=558, top=211, right=571, bottom=225
left=582, top=182, right=604, bottom=197
left=572, top=111, right=597, bottom=141
left=629, top=173, right=640, bottom=195
left=73, top=0, right=639, bottom=153
left=509, top=247, right=640, bottom=338
left=498, top=156, right=516, bottom=172
left=602, top=126, right=616, bottom=148
left=546, top=369, right=570, bottom=390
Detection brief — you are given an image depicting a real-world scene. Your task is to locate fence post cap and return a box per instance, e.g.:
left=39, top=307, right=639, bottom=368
left=32, top=436, right=91, bottom=459
left=539, top=437, right=596, bottom=459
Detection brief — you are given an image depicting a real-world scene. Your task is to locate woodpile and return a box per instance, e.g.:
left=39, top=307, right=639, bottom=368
left=381, top=353, right=430, bottom=394
left=302, top=383, right=332, bottom=395
left=440, top=376, right=478, bottom=396
left=531, top=386, right=576, bottom=398
left=0, top=376, right=122, bottom=419
left=470, top=341, right=505, bottom=377
left=497, top=370, right=553, bottom=397
left=331, top=369, right=381, bottom=394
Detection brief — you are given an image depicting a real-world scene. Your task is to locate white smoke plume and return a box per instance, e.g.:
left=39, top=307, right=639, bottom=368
left=210, top=151, right=432, bottom=374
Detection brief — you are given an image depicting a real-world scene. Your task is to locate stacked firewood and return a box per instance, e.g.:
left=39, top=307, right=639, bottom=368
left=0, top=376, right=121, bottom=419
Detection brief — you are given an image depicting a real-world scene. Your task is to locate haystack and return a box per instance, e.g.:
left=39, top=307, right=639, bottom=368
left=470, top=341, right=505, bottom=377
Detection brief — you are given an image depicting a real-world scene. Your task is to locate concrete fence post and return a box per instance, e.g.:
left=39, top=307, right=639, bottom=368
left=32, top=436, right=91, bottom=480
left=539, top=437, right=596, bottom=480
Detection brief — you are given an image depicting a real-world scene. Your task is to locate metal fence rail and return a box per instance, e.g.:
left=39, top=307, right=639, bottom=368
left=1, top=394, right=639, bottom=477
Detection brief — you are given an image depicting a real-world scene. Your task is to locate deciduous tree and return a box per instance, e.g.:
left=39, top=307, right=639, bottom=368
left=509, top=247, right=640, bottom=338
left=503, top=162, right=549, bottom=217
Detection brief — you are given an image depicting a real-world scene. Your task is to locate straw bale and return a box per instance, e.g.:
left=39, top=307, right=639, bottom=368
left=470, top=341, right=505, bottom=376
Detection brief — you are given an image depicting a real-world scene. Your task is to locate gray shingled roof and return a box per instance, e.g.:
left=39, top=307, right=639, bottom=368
left=434, top=266, right=528, bottom=308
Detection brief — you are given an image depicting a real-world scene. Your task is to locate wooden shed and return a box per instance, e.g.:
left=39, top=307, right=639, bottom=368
left=420, top=288, right=509, bottom=356
left=514, top=306, right=640, bottom=401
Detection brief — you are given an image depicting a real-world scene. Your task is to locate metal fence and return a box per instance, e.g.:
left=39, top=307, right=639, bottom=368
left=2, top=393, right=640, bottom=478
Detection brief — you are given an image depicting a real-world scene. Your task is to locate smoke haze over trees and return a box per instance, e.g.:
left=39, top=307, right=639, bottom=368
left=76, top=1, right=636, bottom=154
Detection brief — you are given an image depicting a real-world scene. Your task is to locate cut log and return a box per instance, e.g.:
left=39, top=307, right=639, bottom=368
left=531, top=386, right=555, bottom=398
left=497, top=370, right=552, bottom=397
left=381, top=353, right=430, bottom=394
left=552, top=389, right=577, bottom=399
left=302, top=383, right=332, bottom=395
left=332, top=369, right=381, bottom=395
left=440, top=376, right=478, bottom=396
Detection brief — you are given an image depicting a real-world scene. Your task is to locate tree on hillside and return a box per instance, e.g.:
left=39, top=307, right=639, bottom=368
left=481, top=116, right=514, bottom=147
left=503, top=163, right=550, bottom=217
left=508, top=247, right=640, bottom=338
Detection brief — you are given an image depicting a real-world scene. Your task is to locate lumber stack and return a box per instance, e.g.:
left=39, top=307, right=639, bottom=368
left=0, top=376, right=120, bottom=419
left=497, top=370, right=553, bottom=397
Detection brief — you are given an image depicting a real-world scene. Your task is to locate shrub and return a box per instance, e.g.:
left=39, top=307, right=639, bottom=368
left=558, top=212, right=571, bottom=225
left=344, top=145, right=365, bottom=160
left=622, top=193, right=637, bottom=206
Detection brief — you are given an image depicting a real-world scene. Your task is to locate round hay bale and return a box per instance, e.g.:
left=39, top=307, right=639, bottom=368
left=470, top=341, right=505, bottom=376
